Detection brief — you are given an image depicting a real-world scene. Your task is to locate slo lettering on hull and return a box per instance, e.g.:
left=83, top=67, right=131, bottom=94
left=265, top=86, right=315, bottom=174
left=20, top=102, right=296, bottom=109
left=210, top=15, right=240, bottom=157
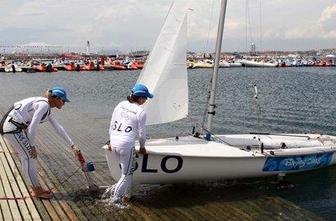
left=133, top=154, right=183, bottom=173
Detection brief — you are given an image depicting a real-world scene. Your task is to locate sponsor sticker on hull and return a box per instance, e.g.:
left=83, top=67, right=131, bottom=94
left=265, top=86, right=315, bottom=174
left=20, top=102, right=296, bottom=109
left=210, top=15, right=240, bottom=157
left=263, top=152, right=333, bottom=172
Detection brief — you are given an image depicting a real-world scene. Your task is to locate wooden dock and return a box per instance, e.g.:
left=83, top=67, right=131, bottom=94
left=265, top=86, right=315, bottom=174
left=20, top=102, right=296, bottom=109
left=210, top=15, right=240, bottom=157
left=0, top=109, right=327, bottom=221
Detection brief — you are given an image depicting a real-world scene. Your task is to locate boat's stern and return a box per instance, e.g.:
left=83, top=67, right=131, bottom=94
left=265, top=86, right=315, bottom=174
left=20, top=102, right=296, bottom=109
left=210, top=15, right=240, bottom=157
left=102, top=145, right=122, bottom=181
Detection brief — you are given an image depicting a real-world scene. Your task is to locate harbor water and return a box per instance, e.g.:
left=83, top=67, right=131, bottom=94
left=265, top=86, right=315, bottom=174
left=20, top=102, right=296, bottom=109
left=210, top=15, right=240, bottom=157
left=1, top=67, right=336, bottom=220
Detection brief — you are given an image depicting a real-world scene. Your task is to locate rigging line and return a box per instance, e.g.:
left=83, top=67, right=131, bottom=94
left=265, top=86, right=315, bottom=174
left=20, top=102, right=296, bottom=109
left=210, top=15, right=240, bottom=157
left=186, top=114, right=231, bottom=145
left=92, top=161, right=108, bottom=165
left=187, top=113, right=205, bottom=134
left=245, top=0, right=254, bottom=52
left=245, top=0, right=248, bottom=51
left=201, top=127, right=231, bottom=145
left=245, top=0, right=252, bottom=52
left=204, top=0, right=215, bottom=52
left=259, top=0, right=263, bottom=52
left=201, top=77, right=213, bottom=131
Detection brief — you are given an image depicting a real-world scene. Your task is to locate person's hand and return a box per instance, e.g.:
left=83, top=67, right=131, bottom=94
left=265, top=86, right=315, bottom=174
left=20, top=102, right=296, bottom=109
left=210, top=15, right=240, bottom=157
left=139, top=146, right=147, bottom=155
left=30, top=146, right=37, bottom=159
left=107, top=143, right=112, bottom=151
left=71, top=144, right=80, bottom=155
left=72, top=144, right=85, bottom=165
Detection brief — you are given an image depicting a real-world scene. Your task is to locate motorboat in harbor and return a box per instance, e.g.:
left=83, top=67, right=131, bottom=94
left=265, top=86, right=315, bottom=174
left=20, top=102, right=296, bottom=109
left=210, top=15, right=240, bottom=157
left=190, top=59, right=214, bottom=68
left=104, top=0, right=336, bottom=185
left=4, top=64, right=23, bottom=73
left=64, top=62, right=77, bottom=71
left=109, top=60, right=127, bottom=70
left=239, top=59, right=278, bottom=67
left=227, top=61, right=242, bottom=67
left=34, top=63, right=58, bottom=72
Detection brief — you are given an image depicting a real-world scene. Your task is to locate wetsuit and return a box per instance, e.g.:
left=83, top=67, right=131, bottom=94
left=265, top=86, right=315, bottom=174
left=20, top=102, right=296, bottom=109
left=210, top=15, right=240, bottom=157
left=0, top=97, right=74, bottom=187
left=109, top=100, right=146, bottom=201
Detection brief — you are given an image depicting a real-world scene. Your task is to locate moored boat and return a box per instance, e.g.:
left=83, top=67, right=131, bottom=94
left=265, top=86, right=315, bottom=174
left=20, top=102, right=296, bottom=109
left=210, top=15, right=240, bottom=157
left=64, top=62, right=77, bottom=71
left=104, top=133, right=336, bottom=184
left=240, top=59, right=278, bottom=67
left=4, top=64, right=23, bottom=73
left=104, top=0, right=336, bottom=185
left=109, top=60, right=127, bottom=70
left=34, top=63, right=57, bottom=72
left=190, top=59, right=214, bottom=68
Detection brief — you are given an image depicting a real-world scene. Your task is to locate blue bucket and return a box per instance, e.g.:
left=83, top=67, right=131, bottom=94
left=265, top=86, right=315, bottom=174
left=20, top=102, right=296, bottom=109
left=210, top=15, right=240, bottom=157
left=86, top=161, right=95, bottom=172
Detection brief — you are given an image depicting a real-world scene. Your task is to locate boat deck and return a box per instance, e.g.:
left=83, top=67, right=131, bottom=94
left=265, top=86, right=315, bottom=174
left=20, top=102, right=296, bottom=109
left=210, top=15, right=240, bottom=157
left=0, top=111, right=327, bottom=221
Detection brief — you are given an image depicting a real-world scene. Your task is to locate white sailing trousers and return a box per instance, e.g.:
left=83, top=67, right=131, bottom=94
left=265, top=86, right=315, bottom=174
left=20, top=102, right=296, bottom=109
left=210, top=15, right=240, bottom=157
left=3, top=131, right=39, bottom=187
left=113, top=146, right=136, bottom=200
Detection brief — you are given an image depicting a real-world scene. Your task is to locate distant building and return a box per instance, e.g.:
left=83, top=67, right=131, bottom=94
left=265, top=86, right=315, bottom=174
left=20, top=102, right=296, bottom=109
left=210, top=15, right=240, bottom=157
left=86, top=41, right=90, bottom=56
left=250, top=43, right=256, bottom=56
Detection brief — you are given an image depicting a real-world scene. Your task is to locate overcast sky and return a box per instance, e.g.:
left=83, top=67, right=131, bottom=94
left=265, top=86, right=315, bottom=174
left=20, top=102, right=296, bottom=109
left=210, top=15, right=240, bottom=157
left=0, top=0, right=335, bottom=52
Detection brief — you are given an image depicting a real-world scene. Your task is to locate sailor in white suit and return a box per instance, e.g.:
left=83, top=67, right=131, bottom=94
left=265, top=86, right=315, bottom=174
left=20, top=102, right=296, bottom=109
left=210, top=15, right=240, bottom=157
left=109, top=83, right=153, bottom=203
left=0, top=86, right=81, bottom=199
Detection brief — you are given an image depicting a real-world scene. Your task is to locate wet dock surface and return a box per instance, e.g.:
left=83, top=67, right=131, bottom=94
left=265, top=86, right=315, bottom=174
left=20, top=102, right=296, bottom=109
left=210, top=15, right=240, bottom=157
left=0, top=110, right=327, bottom=221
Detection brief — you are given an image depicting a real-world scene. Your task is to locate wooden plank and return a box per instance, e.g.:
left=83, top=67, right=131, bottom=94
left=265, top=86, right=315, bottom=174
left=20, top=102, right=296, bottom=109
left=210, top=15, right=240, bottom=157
left=0, top=152, right=22, bottom=220
left=36, top=164, right=71, bottom=221
left=35, top=136, right=94, bottom=221
left=0, top=204, right=3, bottom=221
left=23, top=138, right=69, bottom=221
left=36, top=159, right=85, bottom=221
left=1, top=155, right=31, bottom=221
left=42, top=127, right=109, bottom=185
left=30, top=198, right=52, bottom=221
left=0, top=136, right=42, bottom=221
left=0, top=170, right=13, bottom=221
left=32, top=191, right=60, bottom=221
left=35, top=131, right=102, bottom=220
left=14, top=131, right=87, bottom=220
left=0, top=135, right=52, bottom=221
left=1, top=130, right=75, bottom=221
left=37, top=179, right=66, bottom=221
left=0, top=138, right=32, bottom=221
left=35, top=138, right=99, bottom=220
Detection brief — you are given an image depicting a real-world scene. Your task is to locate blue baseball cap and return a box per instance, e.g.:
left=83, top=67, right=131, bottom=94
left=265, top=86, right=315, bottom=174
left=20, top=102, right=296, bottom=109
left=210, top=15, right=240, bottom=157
left=51, top=86, right=70, bottom=102
left=132, top=83, right=154, bottom=98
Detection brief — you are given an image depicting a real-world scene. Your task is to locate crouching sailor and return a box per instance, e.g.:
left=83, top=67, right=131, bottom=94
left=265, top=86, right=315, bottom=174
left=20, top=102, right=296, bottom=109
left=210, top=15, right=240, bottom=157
left=108, top=83, right=153, bottom=203
left=0, top=86, right=81, bottom=199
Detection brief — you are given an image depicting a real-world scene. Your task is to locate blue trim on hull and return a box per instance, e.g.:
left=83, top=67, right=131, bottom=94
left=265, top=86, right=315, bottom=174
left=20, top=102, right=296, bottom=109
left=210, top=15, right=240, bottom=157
left=263, top=152, right=333, bottom=172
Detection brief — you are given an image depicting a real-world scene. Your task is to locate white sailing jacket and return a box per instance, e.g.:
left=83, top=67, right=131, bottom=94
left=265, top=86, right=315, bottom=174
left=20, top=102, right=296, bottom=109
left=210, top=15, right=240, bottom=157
left=8, top=97, right=74, bottom=147
left=109, top=100, right=146, bottom=149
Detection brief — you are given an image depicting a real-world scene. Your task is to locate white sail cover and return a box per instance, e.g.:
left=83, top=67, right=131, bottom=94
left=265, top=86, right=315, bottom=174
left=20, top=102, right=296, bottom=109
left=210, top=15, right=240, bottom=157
left=137, top=1, right=189, bottom=125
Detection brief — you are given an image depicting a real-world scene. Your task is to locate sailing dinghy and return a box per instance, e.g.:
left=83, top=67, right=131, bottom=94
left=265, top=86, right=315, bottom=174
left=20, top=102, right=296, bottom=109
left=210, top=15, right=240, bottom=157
left=104, top=0, right=336, bottom=184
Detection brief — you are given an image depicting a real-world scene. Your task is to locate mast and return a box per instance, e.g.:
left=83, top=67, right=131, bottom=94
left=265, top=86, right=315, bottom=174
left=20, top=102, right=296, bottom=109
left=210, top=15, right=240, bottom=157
left=205, top=0, right=228, bottom=140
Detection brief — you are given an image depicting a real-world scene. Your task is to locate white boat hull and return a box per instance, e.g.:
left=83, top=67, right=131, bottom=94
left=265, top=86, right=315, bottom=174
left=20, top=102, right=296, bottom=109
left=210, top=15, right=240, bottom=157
left=104, top=134, right=336, bottom=184
left=5, top=65, right=22, bottom=72
left=240, top=59, right=278, bottom=67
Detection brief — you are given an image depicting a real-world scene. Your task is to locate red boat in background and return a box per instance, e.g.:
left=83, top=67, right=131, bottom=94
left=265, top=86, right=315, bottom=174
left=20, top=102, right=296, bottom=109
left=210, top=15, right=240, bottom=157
left=127, top=62, right=138, bottom=70
left=35, top=63, right=58, bottom=72
left=81, top=61, right=104, bottom=71
left=133, top=60, right=145, bottom=69
left=64, top=62, right=77, bottom=71
left=110, top=60, right=127, bottom=70
left=314, top=60, right=334, bottom=67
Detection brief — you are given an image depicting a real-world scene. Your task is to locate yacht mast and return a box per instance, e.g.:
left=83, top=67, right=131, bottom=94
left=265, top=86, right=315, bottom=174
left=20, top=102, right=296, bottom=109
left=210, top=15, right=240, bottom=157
left=206, top=0, right=228, bottom=140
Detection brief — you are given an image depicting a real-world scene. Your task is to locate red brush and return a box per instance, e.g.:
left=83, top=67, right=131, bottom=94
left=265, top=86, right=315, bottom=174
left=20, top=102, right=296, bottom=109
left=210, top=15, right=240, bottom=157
left=76, top=151, right=85, bottom=166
